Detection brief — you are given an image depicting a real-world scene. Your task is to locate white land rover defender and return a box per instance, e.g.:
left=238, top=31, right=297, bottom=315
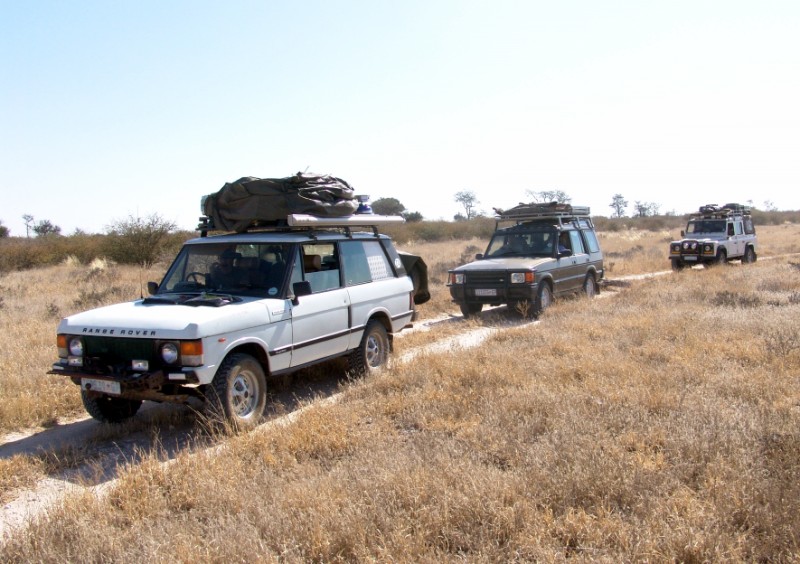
left=50, top=212, right=429, bottom=427
left=669, top=203, right=757, bottom=270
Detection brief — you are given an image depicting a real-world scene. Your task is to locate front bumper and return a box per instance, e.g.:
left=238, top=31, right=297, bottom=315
left=449, top=282, right=539, bottom=305
left=49, top=363, right=202, bottom=401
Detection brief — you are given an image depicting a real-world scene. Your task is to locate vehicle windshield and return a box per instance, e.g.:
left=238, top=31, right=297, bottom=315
left=158, top=242, right=293, bottom=297
left=485, top=229, right=556, bottom=257
left=686, top=219, right=725, bottom=234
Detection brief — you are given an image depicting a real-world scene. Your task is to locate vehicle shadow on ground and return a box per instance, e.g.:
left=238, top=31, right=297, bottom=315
left=0, top=364, right=351, bottom=488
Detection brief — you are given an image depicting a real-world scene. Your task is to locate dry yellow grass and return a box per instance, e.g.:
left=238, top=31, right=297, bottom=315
left=1, top=235, right=799, bottom=559
left=0, top=260, right=165, bottom=433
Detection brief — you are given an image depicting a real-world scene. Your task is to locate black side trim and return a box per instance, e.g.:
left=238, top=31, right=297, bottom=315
left=270, top=350, right=351, bottom=376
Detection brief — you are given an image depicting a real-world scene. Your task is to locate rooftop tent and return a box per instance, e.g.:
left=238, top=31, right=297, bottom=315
left=202, top=172, right=359, bottom=232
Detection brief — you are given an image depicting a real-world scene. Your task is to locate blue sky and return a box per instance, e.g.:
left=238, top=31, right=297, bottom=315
left=2, top=1, right=799, bottom=235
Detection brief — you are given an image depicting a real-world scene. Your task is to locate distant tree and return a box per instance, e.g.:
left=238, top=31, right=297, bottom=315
left=454, top=191, right=480, bottom=220
left=526, top=189, right=571, bottom=204
left=33, top=219, right=62, bottom=236
left=763, top=200, right=777, bottom=212
left=609, top=194, right=628, bottom=218
left=402, top=211, right=423, bottom=222
left=0, top=220, right=8, bottom=238
left=371, top=197, right=406, bottom=216
left=104, top=213, right=178, bottom=267
left=22, top=214, right=34, bottom=238
left=633, top=201, right=661, bottom=217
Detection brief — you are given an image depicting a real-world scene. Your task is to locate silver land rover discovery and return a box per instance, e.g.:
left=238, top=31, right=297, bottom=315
left=447, top=203, right=604, bottom=317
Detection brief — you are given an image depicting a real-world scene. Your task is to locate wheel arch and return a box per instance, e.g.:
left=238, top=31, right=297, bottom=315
left=222, top=342, right=270, bottom=375
left=536, top=274, right=554, bottom=292
left=367, top=310, right=394, bottom=339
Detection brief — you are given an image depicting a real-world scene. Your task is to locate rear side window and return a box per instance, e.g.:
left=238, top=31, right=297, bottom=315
left=744, top=217, right=755, bottom=235
left=568, top=230, right=585, bottom=254
left=582, top=229, right=600, bottom=253
left=340, top=241, right=394, bottom=286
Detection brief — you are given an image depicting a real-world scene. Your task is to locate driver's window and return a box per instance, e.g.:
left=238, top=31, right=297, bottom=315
left=288, top=247, right=303, bottom=289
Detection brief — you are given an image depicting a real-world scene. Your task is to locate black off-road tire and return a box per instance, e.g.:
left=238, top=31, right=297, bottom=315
left=349, top=320, right=390, bottom=377
left=81, top=391, right=142, bottom=423
left=583, top=274, right=598, bottom=298
left=671, top=259, right=685, bottom=271
left=713, top=249, right=728, bottom=266
left=206, top=353, right=267, bottom=429
left=534, top=281, right=553, bottom=318
left=742, top=246, right=757, bottom=264
left=460, top=303, right=483, bottom=318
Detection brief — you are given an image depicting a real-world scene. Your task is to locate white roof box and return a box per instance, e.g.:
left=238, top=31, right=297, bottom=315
left=287, top=214, right=405, bottom=227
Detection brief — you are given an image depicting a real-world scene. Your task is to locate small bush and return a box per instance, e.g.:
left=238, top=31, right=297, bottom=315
left=103, top=214, right=178, bottom=267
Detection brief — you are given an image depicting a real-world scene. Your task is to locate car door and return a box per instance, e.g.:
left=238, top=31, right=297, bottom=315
left=555, top=229, right=588, bottom=293
left=288, top=243, right=351, bottom=367
left=730, top=220, right=745, bottom=257
left=340, top=239, right=411, bottom=349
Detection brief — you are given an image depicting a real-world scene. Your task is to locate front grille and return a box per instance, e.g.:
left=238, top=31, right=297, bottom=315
left=84, top=337, right=157, bottom=364
left=466, top=272, right=507, bottom=285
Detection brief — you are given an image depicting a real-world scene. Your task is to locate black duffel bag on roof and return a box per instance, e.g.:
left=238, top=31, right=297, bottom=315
left=202, top=172, right=359, bottom=232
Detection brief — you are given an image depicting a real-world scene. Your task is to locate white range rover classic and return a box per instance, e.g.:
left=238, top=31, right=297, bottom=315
left=50, top=214, right=428, bottom=428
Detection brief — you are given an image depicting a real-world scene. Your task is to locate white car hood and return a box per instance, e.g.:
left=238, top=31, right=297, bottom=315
left=453, top=257, right=554, bottom=271
left=57, top=298, right=281, bottom=340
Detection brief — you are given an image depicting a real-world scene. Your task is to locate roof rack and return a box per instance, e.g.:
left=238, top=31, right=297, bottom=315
left=197, top=213, right=405, bottom=237
left=492, top=202, right=592, bottom=228
left=692, top=203, right=751, bottom=218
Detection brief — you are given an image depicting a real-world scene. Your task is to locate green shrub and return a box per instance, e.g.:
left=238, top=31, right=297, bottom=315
left=102, top=214, right=178, bottom=267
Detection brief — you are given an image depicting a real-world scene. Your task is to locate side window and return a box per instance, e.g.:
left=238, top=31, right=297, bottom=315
left=734, top=221, right=743, bottom=235
left=582, top=229, right=600, bottom=254
left=727, top=223, right=735, bottom=236
left=558, top=231, right=571, bottom=253
left=340, top=240, right=393, bottom=286
left=300, top=243, right=341, bottom=293
left=568, top=230, right=585, bottom=254
left=744, top=217, right=755, bottom=235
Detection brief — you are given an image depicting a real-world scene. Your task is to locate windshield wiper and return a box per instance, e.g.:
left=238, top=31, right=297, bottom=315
left=142, top=296, right=179, bottom=305
left=143, top=293, right=241, bottom=306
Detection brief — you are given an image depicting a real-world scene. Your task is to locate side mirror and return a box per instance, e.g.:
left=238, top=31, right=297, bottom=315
left=680, top=230, right=685, bottom=237
left=146, top=281, right=159, bottom=295
left=475, top=253, right=484, bottom=260
left=291, top=281, right=312, bottom=305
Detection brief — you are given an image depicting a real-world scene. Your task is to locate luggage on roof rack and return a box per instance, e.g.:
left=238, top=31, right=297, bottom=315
left=493, top=202, right=591, bottom=221
left=722, top=203, right=750, bottom=214
left=695, top=203, right=751, bottom=217
left=201, top=172, right=359, bottom=232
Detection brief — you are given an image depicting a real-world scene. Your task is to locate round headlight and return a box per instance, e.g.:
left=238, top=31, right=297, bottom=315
left=68, top=337, right=84, bottom=356
left=161, top=342, right=179, bottom=364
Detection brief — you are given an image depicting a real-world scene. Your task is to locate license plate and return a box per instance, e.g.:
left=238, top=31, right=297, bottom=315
left=683, top=256, right=697, bottom=261
left=81, top=378, right=121, bottom=395
left=475, top=288, right=497, bottom=297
